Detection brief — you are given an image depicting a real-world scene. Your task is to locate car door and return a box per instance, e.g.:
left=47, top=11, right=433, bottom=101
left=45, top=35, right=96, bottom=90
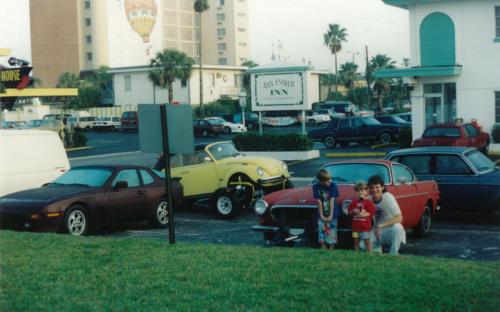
left=171, top=151, right=219, bottom=198
left=464, top=124, right=483, bottom=148
left=389, top=154, right=434, bottom=182
left=335, top=118, right=353, bottom=143
left=391, top=164, right=422, bottom=226
left=353, top=117, right=372, bottom=142
left=432, top=154, right=479, bottom=213
left=105, top=169, right=146, bottom=223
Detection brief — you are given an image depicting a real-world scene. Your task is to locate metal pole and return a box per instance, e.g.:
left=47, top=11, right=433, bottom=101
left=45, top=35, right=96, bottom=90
left=160, top=104, right=175, bottom=244
left=153, top=84, right=156, bottom=105
left=258, top=111, right=262, bottom=135
left=242, top=108, right=245, bottom=128
left=301, top=110, right=306, bottom=134
left=365, top=45, right=371, bottom=111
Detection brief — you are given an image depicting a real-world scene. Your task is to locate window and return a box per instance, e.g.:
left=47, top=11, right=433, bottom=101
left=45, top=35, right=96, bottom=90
left=435, top=155, right=471, bottom=175
left=219, top=0, right=225, bottom=5
left=496, top=91, right=500, bottom=122
left=85, top=0, right=91, bottom=9
left=140, top=170, right=155, bottom=185
left=217, top=13, right=225, bottom=21
left=394, top=155, right=432, bottom=175
left=238, top=42, right=247, bottom=47
left=86, top=35, right=92, bottom=43
left=353, top=118, right=363, bottom=127
left=217, top=28, right=226, bottom=36
left=85, top=18, right=91, bottom=26
left=218, top=58, right=227, bottom=65
left=124, top=75, right=131, bottom=92
left=217, top=43, right=226, bottom=51
left=337, top=119, right=350, bottom=129
left=464, top=124, right=479, bottom=137
left=496, top=7, right=500, bottom=37
left=112, top=169, right=141, bottom=187
left=54, top=168, right=113, bottom=188
left=393, top=164, right=415, bottom=184
left=234, top=74, right=239, bottom=87
left=86, top=52, right=92, bottom=61
left=238, top=28, right=247, bottom=32
left=238, top=13, right=246, bottom=17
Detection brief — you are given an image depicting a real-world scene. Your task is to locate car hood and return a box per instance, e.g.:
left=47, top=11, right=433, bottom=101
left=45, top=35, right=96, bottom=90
left=414, top=137, right=458, bottom=146
left=222, top=155, right=287, bottom=175
left=265, top=184, right=355, bottom=206
left=0, top=185, right=94, bottom=210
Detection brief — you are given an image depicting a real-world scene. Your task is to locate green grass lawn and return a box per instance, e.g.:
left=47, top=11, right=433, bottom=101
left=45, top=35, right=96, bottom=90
left=1, top=231, right=499, bottom=311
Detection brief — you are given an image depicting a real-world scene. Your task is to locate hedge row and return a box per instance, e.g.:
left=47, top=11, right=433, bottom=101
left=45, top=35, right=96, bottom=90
left=233, top=133, right=313, bottom=151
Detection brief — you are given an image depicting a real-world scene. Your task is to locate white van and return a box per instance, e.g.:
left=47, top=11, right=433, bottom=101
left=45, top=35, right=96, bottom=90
left=67, top=116, right=97, bottom=131
left=0, top=130, right=70, bottom=196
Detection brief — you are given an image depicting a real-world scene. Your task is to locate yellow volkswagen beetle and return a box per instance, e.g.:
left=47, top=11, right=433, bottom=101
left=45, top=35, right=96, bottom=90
left=166, top=141, right=292, bottom=219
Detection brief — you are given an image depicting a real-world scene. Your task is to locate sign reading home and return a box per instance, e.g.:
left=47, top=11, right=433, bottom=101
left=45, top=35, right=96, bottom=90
left=0, top=67, right=32, bottom=89
left=254, top=73, right=304, bottom=110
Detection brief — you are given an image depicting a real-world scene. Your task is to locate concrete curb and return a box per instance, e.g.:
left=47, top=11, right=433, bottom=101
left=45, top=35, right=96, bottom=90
left=325, top=152, right=387, bottom=158
left=66, top=146, right=92, bottom=152
left=370, top=143, right=397, bottom=149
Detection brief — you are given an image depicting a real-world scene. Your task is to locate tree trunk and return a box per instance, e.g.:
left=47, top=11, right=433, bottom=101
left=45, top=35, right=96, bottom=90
left=168, top=83, right=173, bottom=104
left=198, top=12, right=203, bottom=115
left=327, top=82, right=332, bottom=100
left=334, top=50, right=338, bottom=93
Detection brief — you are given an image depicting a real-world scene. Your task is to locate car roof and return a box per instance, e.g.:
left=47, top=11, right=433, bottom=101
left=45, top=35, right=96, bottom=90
left=426, top=123, right=463, bottom=128
left=386, top=146, right=474, bottom=156
left=71, top=165, right=149, bottom=170
left=322, top=159, right=394, bottom=167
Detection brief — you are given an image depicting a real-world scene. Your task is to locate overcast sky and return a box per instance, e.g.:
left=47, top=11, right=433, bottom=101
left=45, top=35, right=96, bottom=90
left=0, top=0, right=409, bottom=72
left=248, top=0, right=410, bottom=71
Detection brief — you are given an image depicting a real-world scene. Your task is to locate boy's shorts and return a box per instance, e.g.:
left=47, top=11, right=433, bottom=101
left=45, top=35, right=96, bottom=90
left=318, top=218, right=337, bottom=244
left=352, top=231, right=371, bottom=240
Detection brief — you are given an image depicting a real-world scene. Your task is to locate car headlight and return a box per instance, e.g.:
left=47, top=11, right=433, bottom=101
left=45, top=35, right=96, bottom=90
left=282, top=162, right=288, bottom=171
left=342, top=200, right=352, bottom=215
left=254, top=199, right=268, bottom=215
left=257, top=167, right=264, bottom=176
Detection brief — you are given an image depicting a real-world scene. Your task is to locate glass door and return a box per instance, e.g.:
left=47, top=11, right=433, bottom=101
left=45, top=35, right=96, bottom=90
left=424, top=94, right=443, bottom=127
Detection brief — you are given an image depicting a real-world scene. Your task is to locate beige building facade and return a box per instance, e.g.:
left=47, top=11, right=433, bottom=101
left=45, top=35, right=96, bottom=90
left=30, top=0, right=250, bottom=88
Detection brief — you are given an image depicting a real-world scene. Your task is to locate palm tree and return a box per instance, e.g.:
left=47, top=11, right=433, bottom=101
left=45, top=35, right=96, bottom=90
left=320, top=73, right=337, bottom=100
left=241, top=60, right=258, bottom=94
left=150, top=49, right=194, bottom=104
left=338, top=62, right=359, bottom=89
left=323, top=24, right=348, bottom=92
left=368, top=54, right=396, bottom=113
left=56, top=72, right=81, bottom=88
left=193, top=0, right=210, bottom=112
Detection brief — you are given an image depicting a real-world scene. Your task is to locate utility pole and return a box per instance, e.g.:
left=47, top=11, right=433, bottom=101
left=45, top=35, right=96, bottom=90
left=365, top=45, right=371, bottom=111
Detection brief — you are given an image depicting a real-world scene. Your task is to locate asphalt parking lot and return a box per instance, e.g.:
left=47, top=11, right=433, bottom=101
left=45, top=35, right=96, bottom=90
left=67, top=129, right=500, bottom=261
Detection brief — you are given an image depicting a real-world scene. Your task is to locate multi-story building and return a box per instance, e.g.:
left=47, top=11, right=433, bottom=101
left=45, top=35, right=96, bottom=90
left=30, top=0, right=250, bottom=88
left=375, top=0, right=500, bottom=139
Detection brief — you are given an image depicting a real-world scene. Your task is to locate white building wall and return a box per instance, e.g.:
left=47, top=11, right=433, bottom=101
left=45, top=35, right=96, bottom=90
left=407, top=0, right=500, bottom=139
left=188, top=67, right=246, bottom=105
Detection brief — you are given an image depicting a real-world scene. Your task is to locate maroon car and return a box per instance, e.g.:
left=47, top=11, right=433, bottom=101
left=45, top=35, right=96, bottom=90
left=413, top=123, right=490, bottom=153
left=194, top=119, right=224, bottom=137
left=0, top=165, right=183, bottom=235
left=121, top=111, right=138, bottom=131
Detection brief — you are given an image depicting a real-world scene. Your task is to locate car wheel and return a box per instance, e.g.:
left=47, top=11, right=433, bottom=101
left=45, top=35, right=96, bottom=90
left=413, top=205, right=432, bottom=238
left=247, top=123, right=254, bottom=130
left=110, top=126, right=115, bottom=131
left=63, top=205, right=89, bottom=236
left=323, top=135, right=337, bottom=148
left=202, top=130, right=208, bottom=137
left=224, top=126, right=232, bottom=134
left=151, top=198, right=169, bottom=228
left=378, top=132, right=392, bottom=145
left=213, top=191, right=239, bottom=219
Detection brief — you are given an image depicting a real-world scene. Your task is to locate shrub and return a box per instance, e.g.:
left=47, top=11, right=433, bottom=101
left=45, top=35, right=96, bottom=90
left=71, top=130, right=88, bottom=147
left=233, top=133, right=313, bottom=151
left=399, top=127, right=412, bottom=148
left=194, top=99, right=239, bottom=118
left=492, top=123, right=500, bottom=143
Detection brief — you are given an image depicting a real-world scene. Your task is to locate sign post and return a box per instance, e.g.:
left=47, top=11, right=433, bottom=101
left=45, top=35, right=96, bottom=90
left=138, top=104, right=194, bottom=244
left=239, top=91, right=247, bottom=127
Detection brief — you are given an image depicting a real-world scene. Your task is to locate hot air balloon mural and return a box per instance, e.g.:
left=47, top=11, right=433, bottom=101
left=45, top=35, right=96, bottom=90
left=124, top=0, right=158, bottom=54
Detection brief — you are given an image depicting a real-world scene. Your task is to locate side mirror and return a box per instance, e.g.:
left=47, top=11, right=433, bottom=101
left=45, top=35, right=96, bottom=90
left=397, top=176, right=408, bottom=185
left=115, top=181, right=128, bottom=189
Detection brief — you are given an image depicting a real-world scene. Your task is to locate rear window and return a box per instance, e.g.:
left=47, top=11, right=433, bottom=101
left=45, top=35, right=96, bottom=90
left=423, top=127, right=460, bottom=138
left=323, top=163, right=391, bottom=184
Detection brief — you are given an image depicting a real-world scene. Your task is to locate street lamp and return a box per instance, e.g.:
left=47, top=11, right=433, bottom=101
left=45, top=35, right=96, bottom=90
left=238, top=91, right=247, bottom=127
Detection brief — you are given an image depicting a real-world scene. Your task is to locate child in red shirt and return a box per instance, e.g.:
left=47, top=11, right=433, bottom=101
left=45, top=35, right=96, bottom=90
left=348, top=182, right=376, bottom=252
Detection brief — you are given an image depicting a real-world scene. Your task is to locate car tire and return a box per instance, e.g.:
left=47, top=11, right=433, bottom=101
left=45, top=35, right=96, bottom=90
left=63, top=205, right=89, bottom=236
left=378, top=132, right=392, bottom=145
left=110, top=126, right=115, bottom=131
left=202, top=130, right=208, bottom=137
left=213, top=191, right=239, bottom=219
left=413, top=205, right=432, bottom=238
left=247, top=123, right=254, bottom=130
left=323, top=135, right=337, bottom=148
left=224, top=126, right=232, bottom=134
left=151, top=198, right=169, bottom=228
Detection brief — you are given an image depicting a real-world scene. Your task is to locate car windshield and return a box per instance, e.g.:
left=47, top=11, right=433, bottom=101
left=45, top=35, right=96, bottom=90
left=207, top=118, right=224, bottom=125
left=362, top=117, right=382, bottom=125
left=53, top=168, right=114, bottom=187
left=423, top=127, right=460, bottom=137
left=392, top=116, right=407, bottom=124
left=26, top=120, right=43, bottom=128
left=465, top=150, right=496, bottom=172
left=152, top=169, right=165, bottom=178
left=323, top=163, right=391, bottom=184
left=99, top=117, right=111, bottom=121
left=208, top=142, right=240, bottom=160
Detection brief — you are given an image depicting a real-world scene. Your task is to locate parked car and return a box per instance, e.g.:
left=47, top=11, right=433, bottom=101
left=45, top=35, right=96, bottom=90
left=375, top=115, right=411, bottom=127
left=24, top=119, right=60, bottom=132
left=394, top=112, right=412, bottom=124
left=0, top=165, right=183, bottom=235
left=121, top=111, right=138, bottom=131
left=233, top=112, right=259, bottom=130
left=252, top=160, right=440, bottom=246
left=43, top=114, right=72, bottom=121
left=308, top=117, right=402, bottom=148
left=313, top=101, right=357, bottom=117
left=193, top=119, right=224, bottom=137
left=1, top=121, right=26, bottom=129
left=303, top=110, right=331, bottom=125
left=413, top=123, right=490, bottom=154
left=164, top=141, right=292, bottom=219
left=205, top=117, right=247, bottom=134
left=93, top=116, right=121, bottom=131
left=67, top=116, right=97, bottom=131
left=0, top=130, right=70, bottom=197
left=386, top=147, right=499, bottom=215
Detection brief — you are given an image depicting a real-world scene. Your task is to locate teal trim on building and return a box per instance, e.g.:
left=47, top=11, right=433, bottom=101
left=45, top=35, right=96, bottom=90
left=373, top=66, right=462, bottom=78
left=494, top=38, right=500, bottom=43
left=420, top=12, right=456, bottom=66
left=247, top=65, right=313, bottom=74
